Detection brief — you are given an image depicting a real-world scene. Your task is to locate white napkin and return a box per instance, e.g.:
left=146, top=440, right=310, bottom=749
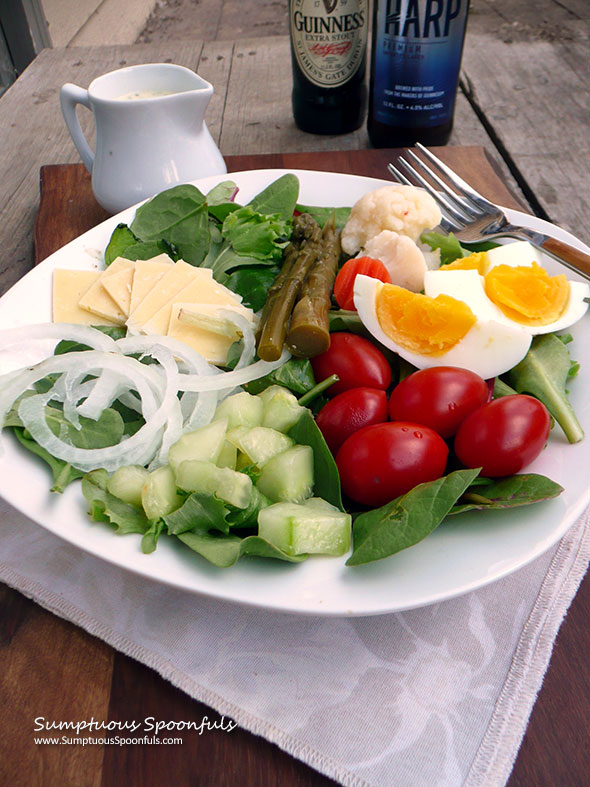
left=1, top=496, right=588, bottom=787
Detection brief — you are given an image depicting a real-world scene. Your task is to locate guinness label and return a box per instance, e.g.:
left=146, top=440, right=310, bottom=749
left=290, top=0, right=368, bottom=88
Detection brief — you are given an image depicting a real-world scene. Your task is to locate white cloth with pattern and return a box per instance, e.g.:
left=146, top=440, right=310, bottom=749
left=0, top=497, right=588, bottom=786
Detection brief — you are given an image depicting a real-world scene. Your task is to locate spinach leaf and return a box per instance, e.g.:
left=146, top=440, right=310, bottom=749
left=105, top=224, right=139, bottom=265
left=448, top=473, right=563, bottom=514
left=346, top=468, right=480, bottom=566
left=130, top=184, right=210, bottom=266
left=247, top=173, right=299, bottom=222
left=207, top=181, right=240, bottom=223
left=82, top=469, right=150, bottom=535
left=119, top=239, right=178, bottom=261
left=245, top=358, right=316, bottom=395
left=289, top=409, right=343, bottom=510
left=177, top=530, right=306, bottom=567
left=210, top=245, right=279, bottom=280
left=295, top=204, right=351, bottom=230
left=12, top=427, right=84, bottom=493
left=328, top=310, right=369, bottom=336
left=225, top=265, right=280, bottom=311
left=207, top=180, right=238, bottom=205
left=131, top=183, right=206, bottom=235
left=47, top=406, right=125, bottom=449
left=508, top=333, right=584, bottom=443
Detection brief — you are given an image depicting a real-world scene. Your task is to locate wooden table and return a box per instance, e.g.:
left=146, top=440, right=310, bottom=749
left=0, top=35, right=589, bottom=786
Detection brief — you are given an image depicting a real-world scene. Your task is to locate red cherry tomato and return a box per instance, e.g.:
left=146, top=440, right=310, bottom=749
left=388, top=366, right=489, bottom=438
left=311, top=333, right=391, bottom=397
left=316, top=387, right=388, bottom=454
left=336, top=422, right=449, bottom=507
left=333, top=256, right=392, bottom=311
left=454, top=394, right=551, bottom=477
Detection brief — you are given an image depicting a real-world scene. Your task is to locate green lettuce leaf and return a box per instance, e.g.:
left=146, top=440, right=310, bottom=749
left=346, top=468, right=480, bottom=566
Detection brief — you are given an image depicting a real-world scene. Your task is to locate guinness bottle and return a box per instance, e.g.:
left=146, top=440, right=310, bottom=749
left=368, top=0, right=469, bottom=147
left=289, top=0, right=369, bottom=135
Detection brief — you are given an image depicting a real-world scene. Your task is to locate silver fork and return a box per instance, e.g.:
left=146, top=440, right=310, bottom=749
left=388, top=142, right=590, bottom=282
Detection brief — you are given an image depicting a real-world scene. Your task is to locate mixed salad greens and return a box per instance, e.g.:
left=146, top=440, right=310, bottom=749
left=0, top=173, right=584, bottom=570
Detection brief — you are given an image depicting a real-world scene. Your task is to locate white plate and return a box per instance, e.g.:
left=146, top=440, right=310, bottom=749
left=1, top=169, right=589, bottom=617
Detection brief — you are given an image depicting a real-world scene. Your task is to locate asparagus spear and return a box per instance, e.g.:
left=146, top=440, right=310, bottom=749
left=286, top=220, right=341, bottom=358
left=256, top=214, right=322, bottom=362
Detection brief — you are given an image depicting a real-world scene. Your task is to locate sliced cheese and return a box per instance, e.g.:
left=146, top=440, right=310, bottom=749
left=141, top=270, right=242, bottom=336
left=167, top=302, right=255, bottom=365
left=102, top=266, right=135, bottom=316
left=77, top=257, right=134, bottom=324
left=128, top=255, right=175, bottom=314
left=53, top=269, right=119, bottom=326
left=127, top=261, right=211, bottom=334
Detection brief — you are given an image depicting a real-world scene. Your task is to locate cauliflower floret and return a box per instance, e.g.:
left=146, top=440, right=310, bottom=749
left=363, top=231, right=428, bottom=293
left=341, top=184, right=442, bottom=256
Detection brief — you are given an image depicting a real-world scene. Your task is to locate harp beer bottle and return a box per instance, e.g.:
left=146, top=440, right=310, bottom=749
left=368, top=0, right=469, bottom=147
left=289, top=0, right=369, bottom=134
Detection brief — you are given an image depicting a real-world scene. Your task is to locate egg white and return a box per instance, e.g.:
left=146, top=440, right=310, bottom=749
left=353, top=274, right=533, bottom=380
left=424, top=265, right=589, bottom=335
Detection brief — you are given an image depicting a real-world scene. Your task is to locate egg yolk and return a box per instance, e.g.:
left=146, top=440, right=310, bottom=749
left=484, top=262, right=569, bottom=325
left=376, top=283, right=477, bottom=356
left=441, top=251, right=488, bottom=273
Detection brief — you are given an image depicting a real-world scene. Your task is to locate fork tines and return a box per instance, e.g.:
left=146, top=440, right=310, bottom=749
left=387, top=143, right=494, bottom=232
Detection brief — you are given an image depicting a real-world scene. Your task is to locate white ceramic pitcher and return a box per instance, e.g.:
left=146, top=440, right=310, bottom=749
left=60, top=63, right=227, bottom=214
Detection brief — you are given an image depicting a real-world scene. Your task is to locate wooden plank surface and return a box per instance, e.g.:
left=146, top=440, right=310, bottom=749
left=0, top=148, right=588, bottom=787
left=2, top=25, right=589, bottom=301
left=0, top=37, right=518, bottom=298
left=461, top=26, right=590, bottom=244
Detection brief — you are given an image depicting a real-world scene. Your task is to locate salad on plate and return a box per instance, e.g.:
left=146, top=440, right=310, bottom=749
left=0, top=171, right=588, bottom=576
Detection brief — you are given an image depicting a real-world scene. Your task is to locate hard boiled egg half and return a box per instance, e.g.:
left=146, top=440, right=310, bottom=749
left=353, top=274, right=532, bottom=379
left=425, top=241, right=589, bottom=334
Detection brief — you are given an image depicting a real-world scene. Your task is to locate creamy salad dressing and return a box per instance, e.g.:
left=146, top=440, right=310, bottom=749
left=116, top=88, right=188, bottom=100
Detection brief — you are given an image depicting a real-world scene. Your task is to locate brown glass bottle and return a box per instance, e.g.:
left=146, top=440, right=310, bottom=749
left=289, top=0, right=368, bottom=135
left=368, top=0, right=469, bottom=147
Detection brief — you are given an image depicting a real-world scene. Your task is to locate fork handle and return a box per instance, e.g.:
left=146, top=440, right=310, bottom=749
left=540, top=236, right=590, bottom=278
left=507, top=226, right=590, bottom=280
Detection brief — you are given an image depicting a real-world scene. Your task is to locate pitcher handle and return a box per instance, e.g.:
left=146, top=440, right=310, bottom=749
left=60, top=84, right=94, bottom=172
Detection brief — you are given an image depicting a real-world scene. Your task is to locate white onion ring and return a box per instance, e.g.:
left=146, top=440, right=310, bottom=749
left=0, top=323, right=292, bottom=473
left=177, top=349, right=291, bottom=393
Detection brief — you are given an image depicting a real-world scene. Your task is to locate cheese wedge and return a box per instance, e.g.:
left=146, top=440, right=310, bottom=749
left=53, top=269, right=119, bottom=326
left=102, top=267, right=134, bottom=317
left=167, top=302, right=255, bottom=365
left=78, top=257, right=134, bottom=324
left=127, top=261, right=211, bottom=334
left=141, top=270, right=242, bottom=336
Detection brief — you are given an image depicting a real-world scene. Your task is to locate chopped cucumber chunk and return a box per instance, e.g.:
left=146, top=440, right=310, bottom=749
left=216, top=439, right=238, bottom=469
left=227, top=426, right=293, bottom=468
left=214, top=391, right=264, bottom=429
left=142, top=466, right=183, bottom=519
left=106, top=465, right=150, bottom=508
left=258, top=385, right=305, bottom=433
left=258, top=498, right=351, bottom=556
left=175, top=460, right=252, bottom=509
left=257, top=444, right=314, bottom=502
left=168, top=418, right=228, bottom=470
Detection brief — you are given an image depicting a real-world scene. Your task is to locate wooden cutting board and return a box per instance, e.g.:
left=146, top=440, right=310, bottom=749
left=34, top=147, right=525, bottom=263
left=3, top=147, right=585, bottom=786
